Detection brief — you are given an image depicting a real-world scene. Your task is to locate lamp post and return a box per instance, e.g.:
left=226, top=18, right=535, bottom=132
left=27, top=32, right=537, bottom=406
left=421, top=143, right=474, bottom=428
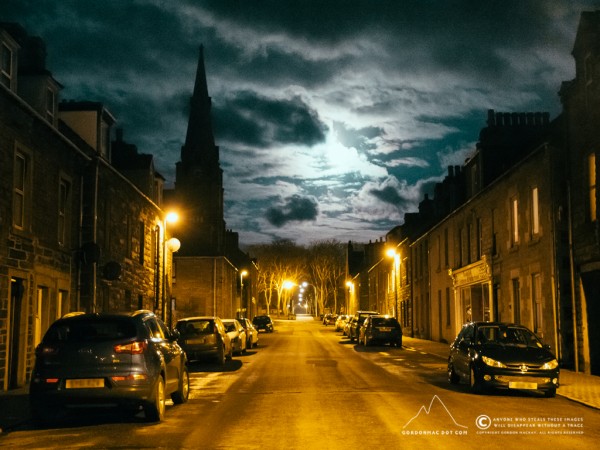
left=162, top=212, right=180, bottom=328
left=386, top=248, right=400, bottom=320
left=240, top=269, right=248, bottom=317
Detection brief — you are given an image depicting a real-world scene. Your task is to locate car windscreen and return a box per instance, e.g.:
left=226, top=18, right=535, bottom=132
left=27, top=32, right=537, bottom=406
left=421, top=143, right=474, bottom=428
left=43, top=318, right=137, bottom=342
left=178, top=320, right=214, bottom=336
left=477, top=326, right=543, bottom=348
left=223, top=322, right=237, bottom=332
left=372, top=318, right=400, bottom=328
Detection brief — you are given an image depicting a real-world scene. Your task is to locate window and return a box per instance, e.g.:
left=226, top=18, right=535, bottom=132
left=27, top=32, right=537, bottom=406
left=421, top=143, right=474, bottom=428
left=445, top=287, right=451, bottom=327
left=13, top=148, right=31, bottom=230
left=58, top=177, right=71, bottom=245
left=511, top=198, right=519, bottom=246
left=444, top=228, right=449, bottom=267
left=467, top=223, right=472, bottom=264
left=589, top=153, right=597, bottom=222
left=1, top=42, right=13, bottom=88
left=531, top=187, right=540, bottom=236
left=476, top=218, right=482, bottom=260
left=532, top=273, right=542, bottom=334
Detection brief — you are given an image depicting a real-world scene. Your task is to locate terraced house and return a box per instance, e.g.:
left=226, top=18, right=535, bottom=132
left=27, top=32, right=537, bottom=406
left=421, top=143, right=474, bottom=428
left=0, top=23, right=173, bottom=391
left=347, top=11, right=600, bottom=376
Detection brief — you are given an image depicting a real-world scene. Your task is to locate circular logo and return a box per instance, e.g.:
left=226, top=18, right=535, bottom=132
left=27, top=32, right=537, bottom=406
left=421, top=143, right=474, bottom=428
left=476, top=415, right=491, bottom=430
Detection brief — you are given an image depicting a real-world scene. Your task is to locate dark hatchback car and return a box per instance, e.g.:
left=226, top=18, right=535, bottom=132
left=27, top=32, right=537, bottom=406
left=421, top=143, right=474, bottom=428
left=252, top=315, right=274, bottom=333
left=359, top=315, right=402, bottom=347
left=175, top=316, right=233, bottom=365
left=448, top=322, right=559, bottom=397
left=29, top=310, right=189, bottom=424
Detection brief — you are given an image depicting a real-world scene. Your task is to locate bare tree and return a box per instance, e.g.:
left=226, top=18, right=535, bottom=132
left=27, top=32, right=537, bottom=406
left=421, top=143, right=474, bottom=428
left=307, top=240, right=345, bottom=315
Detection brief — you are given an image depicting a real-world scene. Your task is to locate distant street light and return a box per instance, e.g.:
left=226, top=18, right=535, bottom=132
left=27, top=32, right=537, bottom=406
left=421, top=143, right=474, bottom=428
left=163, top=211, right=180, bottom=328
left=240, top=269, right=248, bottom=317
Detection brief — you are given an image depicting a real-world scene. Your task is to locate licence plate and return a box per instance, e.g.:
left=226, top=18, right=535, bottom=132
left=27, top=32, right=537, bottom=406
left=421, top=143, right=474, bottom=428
left=66, top=378, right=105, bottom=389
left=509, top=381, right=537, bottom=390
left=377, top=327, right=392, bottom=332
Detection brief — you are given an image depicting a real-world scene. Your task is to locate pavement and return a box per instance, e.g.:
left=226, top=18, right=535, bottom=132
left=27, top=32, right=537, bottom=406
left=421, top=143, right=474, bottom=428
left=1, top=335, right=599, bottom=434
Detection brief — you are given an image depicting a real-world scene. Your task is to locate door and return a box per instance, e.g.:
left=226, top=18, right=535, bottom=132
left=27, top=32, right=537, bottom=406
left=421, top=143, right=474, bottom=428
left=8, top=278, right=25, bottom=389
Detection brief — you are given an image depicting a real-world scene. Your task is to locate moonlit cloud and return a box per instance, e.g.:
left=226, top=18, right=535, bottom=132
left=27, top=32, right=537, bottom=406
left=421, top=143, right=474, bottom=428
left=2, top=0, right=596, bottom=246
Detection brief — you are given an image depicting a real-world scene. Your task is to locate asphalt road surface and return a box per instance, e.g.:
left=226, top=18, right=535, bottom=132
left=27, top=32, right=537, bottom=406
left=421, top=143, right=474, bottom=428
left=1, top=318, right=599, bottom=449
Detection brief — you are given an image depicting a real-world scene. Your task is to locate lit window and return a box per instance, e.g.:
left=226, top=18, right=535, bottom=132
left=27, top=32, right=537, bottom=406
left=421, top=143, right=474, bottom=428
left=532, top=273, right=542, bottom=334
left=511, top=198, right=519, bottom=245
left=531, top=187, right=539, bottom=236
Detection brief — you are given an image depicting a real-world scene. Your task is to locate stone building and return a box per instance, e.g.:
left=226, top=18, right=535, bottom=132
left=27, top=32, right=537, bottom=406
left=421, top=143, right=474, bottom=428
left=559, top=10, right=600, bottom=374
left=0, top=23, right=172, bottom=391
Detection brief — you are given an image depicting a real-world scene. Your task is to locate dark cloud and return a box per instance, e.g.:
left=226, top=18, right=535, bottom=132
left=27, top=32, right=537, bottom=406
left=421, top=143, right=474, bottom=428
left=265, top=195, right=319, bottom=227
left=213, top=91, right=328, bottom=147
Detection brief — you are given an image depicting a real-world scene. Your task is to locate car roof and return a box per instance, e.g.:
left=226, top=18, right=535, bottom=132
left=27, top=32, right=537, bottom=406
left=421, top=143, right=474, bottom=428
left=177, top=316, right=220, bottom=322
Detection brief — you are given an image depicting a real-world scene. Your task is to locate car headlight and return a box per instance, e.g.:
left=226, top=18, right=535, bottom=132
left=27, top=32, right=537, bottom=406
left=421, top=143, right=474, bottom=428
left=541, top=359, right=559, bottom=370
left=482, top=356, right=507, bottom=368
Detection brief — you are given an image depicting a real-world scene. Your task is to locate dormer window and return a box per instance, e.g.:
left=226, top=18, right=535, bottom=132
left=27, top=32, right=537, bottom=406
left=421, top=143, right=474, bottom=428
left=1, top=42, right=14, bottom=88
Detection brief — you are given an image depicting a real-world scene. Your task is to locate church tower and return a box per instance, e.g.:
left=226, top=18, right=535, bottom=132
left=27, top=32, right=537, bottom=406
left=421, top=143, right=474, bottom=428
left=171, top=45, right=226, bottom=256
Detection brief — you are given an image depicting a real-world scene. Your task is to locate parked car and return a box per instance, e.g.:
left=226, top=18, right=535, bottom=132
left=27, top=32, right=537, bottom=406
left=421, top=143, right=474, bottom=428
left=175, top=316, right=233, bottom=365
left=323, top=314, right=338, bottom=326
left=237, top=317, right=259, bottom=348
left=335, top=315, right=350, bottom=332
left=222, top=319, right=247, bottom=355
left=359, top=315, right=402, bottom=347
left=447, top=322, right=560, bottom=397
left=29, top=310, right=189, bottom=424
left=348, top=311, right=379, bottom=342
left=253, top=315, right=274, bottom=333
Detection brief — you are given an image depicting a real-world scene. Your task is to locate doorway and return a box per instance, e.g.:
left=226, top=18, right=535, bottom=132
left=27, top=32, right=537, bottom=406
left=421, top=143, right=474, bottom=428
left=8, top=277, right=25, bottom=389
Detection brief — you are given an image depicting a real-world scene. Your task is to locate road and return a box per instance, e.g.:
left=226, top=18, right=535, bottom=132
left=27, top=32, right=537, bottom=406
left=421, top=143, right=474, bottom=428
left=1, top=318, right=599, bottom=449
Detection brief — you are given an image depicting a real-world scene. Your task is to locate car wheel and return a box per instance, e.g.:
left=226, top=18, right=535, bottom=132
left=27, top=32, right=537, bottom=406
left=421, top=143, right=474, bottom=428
left=469, top=365, right=482, bottom=394
left=396, top=338, right=402, bottom=348
left=544, top=388, right=556, bottom=398
left=448, top=363, right=460, bottom=384
left=171, top=365, right=190, bottom=405
left=144, top=376, right=165, bottom=422
left=217, top=344, right=226, bottom=365
left=226, top=346, right=233, bottom=361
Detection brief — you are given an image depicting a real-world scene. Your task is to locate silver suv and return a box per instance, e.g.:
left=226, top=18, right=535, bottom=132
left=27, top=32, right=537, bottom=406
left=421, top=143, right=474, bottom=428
left=29, top=310, right=189, bottom=424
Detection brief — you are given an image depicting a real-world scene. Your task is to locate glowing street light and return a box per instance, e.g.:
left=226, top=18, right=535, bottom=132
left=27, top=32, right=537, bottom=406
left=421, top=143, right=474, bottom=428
left=386, top=247, right=400, bottom=320
left=160, top=211, right=180, bottom=328
left=240, top=269, right=248, bottom=316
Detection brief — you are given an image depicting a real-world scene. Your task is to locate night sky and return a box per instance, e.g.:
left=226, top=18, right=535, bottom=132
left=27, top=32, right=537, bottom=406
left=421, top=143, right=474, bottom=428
left=2, top=1, right=598, bottom=246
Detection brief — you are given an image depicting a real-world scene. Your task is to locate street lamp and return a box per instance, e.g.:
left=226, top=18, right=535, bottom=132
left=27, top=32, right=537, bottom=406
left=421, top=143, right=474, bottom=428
left=240, top=269, right=248, bottom=317
left=162, top=212, right=180, bottom=328
left=386, top=248, right=400, bottom=320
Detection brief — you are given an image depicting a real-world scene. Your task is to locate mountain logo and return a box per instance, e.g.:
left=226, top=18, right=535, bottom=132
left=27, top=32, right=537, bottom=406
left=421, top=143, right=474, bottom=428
left=402, top=395, right=468, bottom=431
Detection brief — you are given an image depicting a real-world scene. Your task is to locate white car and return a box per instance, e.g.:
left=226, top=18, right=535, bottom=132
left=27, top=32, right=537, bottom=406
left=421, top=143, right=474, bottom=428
left=222, top=319, right=247, bottom=355
left=237, top=317, right=259, bottom=349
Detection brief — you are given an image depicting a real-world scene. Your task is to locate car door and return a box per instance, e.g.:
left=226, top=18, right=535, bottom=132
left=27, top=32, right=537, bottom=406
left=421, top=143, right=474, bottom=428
left=148, top=317, right=181, bottom=393
left=454, top=324, right=475, bottom=379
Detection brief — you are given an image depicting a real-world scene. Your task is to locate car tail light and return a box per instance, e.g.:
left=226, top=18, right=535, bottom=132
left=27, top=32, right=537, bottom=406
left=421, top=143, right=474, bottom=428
left=44, top=378, right=59, bottom=383
left=114, top=341, right=146, bottom=354
left=36, top=345, right=59, bottom=356
left=111, top=373, right=148, bottom=382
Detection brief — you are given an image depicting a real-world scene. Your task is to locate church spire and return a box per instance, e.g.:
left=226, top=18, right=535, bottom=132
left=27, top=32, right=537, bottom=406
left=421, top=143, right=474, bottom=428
left=181, top=45, right=218, bottom=166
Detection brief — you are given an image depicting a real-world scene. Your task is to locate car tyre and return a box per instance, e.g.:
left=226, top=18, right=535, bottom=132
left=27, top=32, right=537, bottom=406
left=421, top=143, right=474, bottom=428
left=469, top=365, right=483, bottom=394
left=144, top=376, right=165, bottom=422
left=544, top=388, right=556, bottom=398
left=171, top=365, right=190, bottom=405
left=216, top=344, right=226, bottom=366
left=448, top=363, right=460, bottom=384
